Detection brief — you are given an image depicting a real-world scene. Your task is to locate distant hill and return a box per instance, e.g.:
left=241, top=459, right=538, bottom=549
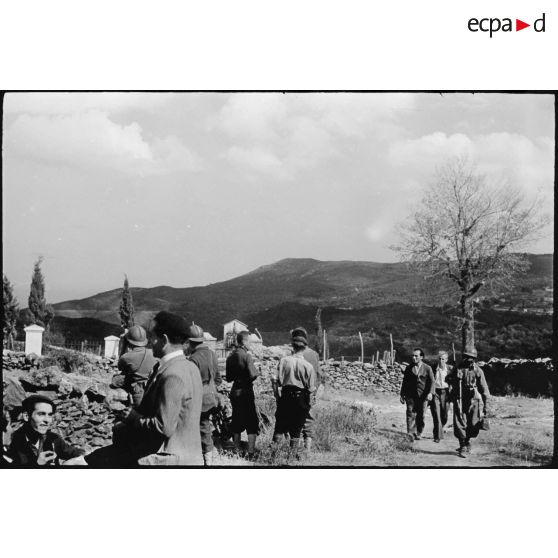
left=50, top=254, right=553, bottom=359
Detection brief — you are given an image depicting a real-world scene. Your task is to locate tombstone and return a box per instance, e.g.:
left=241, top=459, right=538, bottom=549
left=24, top=324, right=45, bottom=356
left=104, top=335, right=120, bottom=359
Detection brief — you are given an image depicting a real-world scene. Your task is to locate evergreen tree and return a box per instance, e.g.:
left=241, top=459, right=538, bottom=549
left=315, top=307, right=324, bottom=357
left=3, top=274, right=19, bottom=349
left=27, top=257, right=54, bottom=329
left=119, top=274, right=135, bottom=329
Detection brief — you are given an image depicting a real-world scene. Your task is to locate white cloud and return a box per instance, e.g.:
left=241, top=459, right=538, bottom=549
left=387, top=131, right=554, bottom=200
left=212, top=93, right=416, bottom=180
left=4, top=92, right=174, bottom=115
left=5, top=110, right=201, bottom=176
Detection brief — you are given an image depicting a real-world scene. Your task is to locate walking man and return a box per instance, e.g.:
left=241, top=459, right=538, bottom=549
left=400, top=348, right=435, bottom=441
left=446, top=348, right=490, bottom=458
left=185, top=323, right=222, bottom=466
left=430, top=350, right=452, bottom=442
left=225, top=331, right=260, bottom=458
left=272, top=332, right=318, bottom=452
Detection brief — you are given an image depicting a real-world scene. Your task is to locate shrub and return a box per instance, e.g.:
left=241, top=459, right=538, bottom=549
left=40, top=348, right=96, bottom=375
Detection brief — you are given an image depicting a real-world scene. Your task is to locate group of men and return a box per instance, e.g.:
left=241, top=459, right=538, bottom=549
left=399, top=347, right=490, bottom=457
left=3, top=311, right=321, bottom=466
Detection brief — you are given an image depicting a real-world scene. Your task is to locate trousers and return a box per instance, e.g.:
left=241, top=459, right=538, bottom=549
left=405, top=397, right=428, bottom=436
left=430, top=388, right=449, bottom=439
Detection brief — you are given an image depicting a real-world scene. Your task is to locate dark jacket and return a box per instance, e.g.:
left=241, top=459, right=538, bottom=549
left=446, top=364, right=490, bottom=408
left=226, top=346, right=260, bottom=389
left=400, top=361, right=435, bottom=399
left=7, top=424, right=84, bottom=466
left=188, top=344, right=222, bottom=412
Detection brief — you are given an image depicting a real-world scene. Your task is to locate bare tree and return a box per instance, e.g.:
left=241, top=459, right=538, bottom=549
left=392, top=157, right=549, bottom=354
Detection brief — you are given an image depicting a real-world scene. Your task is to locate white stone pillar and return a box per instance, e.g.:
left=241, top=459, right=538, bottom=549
left=24, top=324, right=45, bottom=356
left=104, top=335, right=120, bottom=359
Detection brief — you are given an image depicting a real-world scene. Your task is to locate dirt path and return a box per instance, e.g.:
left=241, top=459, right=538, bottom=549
left=214, top=388, right=553, bottom=467
left=324, top=389, right=553, bottom=467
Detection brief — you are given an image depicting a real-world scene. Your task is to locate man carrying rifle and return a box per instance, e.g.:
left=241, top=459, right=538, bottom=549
left=446, top=348, right=490, bottom=458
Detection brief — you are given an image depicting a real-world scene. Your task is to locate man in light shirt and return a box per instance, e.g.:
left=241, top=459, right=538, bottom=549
left=271, top=333, right=318, bottom=452
left=429, top=350, right=452, bottom=442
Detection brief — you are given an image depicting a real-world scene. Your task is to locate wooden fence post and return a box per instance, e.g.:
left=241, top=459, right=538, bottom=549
left=358, top=332, right=364, bottom=364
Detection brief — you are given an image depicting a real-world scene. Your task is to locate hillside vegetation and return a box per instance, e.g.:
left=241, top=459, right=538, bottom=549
left=48, top=254, right=553, bottom=358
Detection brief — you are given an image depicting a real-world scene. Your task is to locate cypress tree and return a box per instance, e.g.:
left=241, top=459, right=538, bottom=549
left=3, top=274, right=19, bottom=349
left=119, top=274, right=135, bottom=329
left=27, top=257, right=54, bottom=329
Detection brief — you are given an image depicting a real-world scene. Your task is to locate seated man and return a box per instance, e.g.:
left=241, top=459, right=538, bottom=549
left=6, top=395, right=86, bottom=466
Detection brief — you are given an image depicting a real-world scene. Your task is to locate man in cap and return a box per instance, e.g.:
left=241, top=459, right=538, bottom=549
left=225, top=331, right=261, bottom=458
left=185, top=323, right=222, bottom=466
left=87, top=311, right=203, bottom=466
left=446, top=348, right=490, bottom=458
left=112, top=324, right=157, bottom=408
left=271, top=332, right=318, bottom=452
left=6, top=395, right=86, bottom=466
left=290, top=326, right=321, bottom=451
left=399, top=348, right=435, bottom=441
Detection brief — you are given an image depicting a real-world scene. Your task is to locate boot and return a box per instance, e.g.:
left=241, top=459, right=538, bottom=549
left=203, top=451, right=213, bottom=466
left=247, top=434, right=257, bottom=459
left=304, top=437, right=313, bottom=451
left=233, top=433, right=242, bottom=454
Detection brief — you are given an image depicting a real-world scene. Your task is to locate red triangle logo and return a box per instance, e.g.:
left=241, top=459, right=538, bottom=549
left=516, top=19, right=530, bottom=31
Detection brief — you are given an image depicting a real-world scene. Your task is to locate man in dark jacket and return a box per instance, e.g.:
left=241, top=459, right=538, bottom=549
left=112, top=325, right=157, bottom=408
left=400, top=348, right=435, bottom=440
left=7, top=395, right=85, bottom=466
left=185, top=323, right=222, bottom=466
left=446, top=348, right=490, bottom=458
left=225, top=331, right=260, bottom=457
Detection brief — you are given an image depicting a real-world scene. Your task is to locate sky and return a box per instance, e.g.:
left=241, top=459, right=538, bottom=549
left=2, top=92, right=554, bottom=304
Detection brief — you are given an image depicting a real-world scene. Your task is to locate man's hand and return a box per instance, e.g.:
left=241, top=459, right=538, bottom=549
left=400, top=395, right=405, bottom=405
left=426, top=393, right=433, bottom=402
left=37, top=450, right=57, bottom=465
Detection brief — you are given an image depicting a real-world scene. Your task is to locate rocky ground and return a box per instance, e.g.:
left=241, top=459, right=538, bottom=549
left=3, top=346, right=555, bottom=465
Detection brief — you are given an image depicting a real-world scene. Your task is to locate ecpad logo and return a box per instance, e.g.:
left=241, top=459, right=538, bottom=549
left=468, top=13, right=546, bottom=37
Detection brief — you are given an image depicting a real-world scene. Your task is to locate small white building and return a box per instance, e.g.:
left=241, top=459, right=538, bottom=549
left=223, top=319, right=248, bottom=348
left=203, top=331, right=217, bottom=351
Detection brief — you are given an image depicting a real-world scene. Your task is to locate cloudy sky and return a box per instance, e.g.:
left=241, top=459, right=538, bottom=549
left=2, top=92, right=554, bottom=304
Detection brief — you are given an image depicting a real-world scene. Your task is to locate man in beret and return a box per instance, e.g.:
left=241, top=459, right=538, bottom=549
left=87, top=311, right=203, bottom=466
left=271, top=332, right=318, bottom=453
left=112, top=324, right=157, bottom=408
left=446, top=348, right=490, bottom=458
left=6, top=395, right=85, bottom=466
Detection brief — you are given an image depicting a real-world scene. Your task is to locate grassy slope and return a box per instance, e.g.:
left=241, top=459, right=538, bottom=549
left=214, top=388, right=554, bottom=467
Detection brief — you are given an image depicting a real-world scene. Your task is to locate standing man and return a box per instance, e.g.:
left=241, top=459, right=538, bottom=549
left=446, top=348, right=490, bottom=458
left=272, top=332, right=318, bottom=452
left=185, top=323, right=222, bottom=466
left=112, top=325, right=157, bottom=408
left=226, top=331, right=260, bottom=458
left=400, top=348, right=435, bottom=441
left=87, top=311, right=203, bottom=466
left=290, top=326, right=321, bottom=451
left=430, top=350, right=452, bottom=443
